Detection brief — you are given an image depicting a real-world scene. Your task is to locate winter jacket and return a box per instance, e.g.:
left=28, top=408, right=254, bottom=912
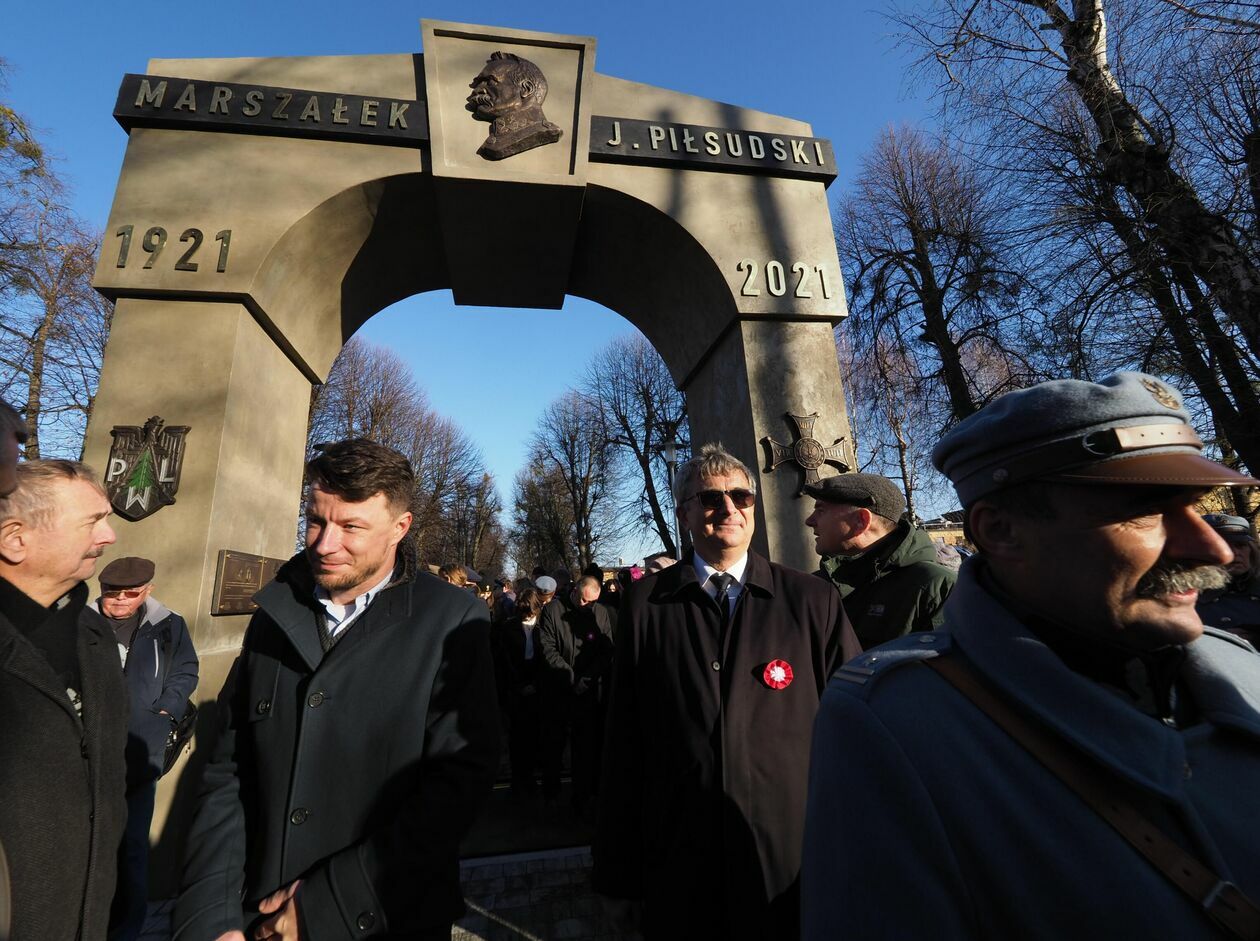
left=174, top=547, right=499, bottom=941
left=99, top=596, right=199, bottom=786
left=818, top=519, right=956, bottom=647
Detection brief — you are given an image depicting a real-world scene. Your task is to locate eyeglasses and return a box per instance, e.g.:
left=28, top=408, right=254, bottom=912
left=102, top=588, right=146, bottom=600
left=685, top=488, right=756, bottom=510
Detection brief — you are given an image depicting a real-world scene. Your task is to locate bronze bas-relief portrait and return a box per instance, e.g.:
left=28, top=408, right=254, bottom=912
left=466, top=51, right=563, bottom=160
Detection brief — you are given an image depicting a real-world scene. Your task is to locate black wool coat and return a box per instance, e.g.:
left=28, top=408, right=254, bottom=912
left=175, top=550, right=500, bottom=941
left=593, top=551, right=850, bottom=940
left=0, top=582, right=128, bottom=941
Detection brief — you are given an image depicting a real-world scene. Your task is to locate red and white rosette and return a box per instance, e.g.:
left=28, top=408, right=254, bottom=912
left=763, top=659, right=793, bottom=690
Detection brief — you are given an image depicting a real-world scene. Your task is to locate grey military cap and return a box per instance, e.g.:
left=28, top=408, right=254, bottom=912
left=802, top=473, right=905, bottom=521
left=932, top=372, right=1257, bottom=505
left=1203, top=514, right=1255, bottom=543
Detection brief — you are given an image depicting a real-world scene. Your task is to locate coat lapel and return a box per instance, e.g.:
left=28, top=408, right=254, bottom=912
left=0, top=615, right=82, bottom=726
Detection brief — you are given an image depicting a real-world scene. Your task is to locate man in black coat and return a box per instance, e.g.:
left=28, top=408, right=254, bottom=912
left=0, top=459, right=126, bottom=941
left=594, top=444, right=859, bottom=940
left=176, top=439, right=499, bottom=941
left=97, top=555, right=200, bottom=941
left=539, top=576, right=615, bottom=810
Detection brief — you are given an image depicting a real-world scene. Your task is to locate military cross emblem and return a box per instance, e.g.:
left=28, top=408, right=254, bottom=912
left=104, top=416, right=191, bottom=521
left=760, top=412, right=852, bottom=495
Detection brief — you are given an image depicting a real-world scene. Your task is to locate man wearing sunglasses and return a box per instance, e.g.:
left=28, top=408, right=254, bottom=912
left=594, top=443, right=859, bottom=940
left=96, top=556, right=199, bottom=941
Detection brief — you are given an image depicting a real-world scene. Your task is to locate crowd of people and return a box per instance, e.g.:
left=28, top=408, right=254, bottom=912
left=3, top=369, right=1260, bottom=941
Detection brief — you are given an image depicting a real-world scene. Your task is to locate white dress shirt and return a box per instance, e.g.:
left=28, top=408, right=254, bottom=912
left=693, top=550, right=749, bottom=617
left=314, top=568, right=394, bottom=639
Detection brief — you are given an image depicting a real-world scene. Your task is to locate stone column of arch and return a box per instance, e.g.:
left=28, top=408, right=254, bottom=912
left=86, top=20, right=854, bottom=884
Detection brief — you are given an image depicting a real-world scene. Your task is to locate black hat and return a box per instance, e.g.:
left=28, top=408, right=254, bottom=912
left=802, top=473, right=906, bottom=521
left=99, top=556, right=155, bottom=588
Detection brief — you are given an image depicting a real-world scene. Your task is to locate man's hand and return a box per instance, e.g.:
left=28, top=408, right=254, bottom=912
left=254, top=879, right=303, bottom=940
left=574, top=676, right=591, bottom=696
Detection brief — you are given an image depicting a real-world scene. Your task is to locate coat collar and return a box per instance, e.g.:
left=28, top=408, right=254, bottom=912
left=254, top=540, right=419, bottom=672
left=946, top=558, right=1260, bottom=801
left=0, top=581, right=100, bottom=725
left=652, top=548, right=775, bottom=603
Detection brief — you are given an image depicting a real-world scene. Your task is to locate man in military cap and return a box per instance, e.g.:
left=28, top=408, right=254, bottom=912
left=96, top=556, right=198, bottom=941
left=803, top=372, right=1260, bottom=940
left=1197, top=513, right=1260, bottom=647
left=804, top=472, right=956, bottom=647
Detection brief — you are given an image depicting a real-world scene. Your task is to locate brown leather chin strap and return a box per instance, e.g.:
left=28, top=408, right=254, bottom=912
left=924, top=655, right=1260, bottom=940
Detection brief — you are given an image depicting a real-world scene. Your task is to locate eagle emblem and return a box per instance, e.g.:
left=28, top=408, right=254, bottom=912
left=104, top=416, right=191, bottom=521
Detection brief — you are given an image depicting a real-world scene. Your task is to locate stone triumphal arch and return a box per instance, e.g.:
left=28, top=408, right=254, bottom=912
left=85, top=20, right=853, bottom=874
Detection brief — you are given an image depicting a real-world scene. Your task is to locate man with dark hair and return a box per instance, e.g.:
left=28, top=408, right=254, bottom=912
left=177, top=438, right=499, bottom=941
left=804, top=373, right=1260, bottom=940
left=804, top=472, right=955, bottom=647
left=0, top=460, right=123, bottom=941
left=595, top=443, right=859, bottom=940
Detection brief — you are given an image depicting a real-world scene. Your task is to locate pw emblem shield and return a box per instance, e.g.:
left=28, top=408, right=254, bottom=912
left=104, top=416, right=190, bottom=521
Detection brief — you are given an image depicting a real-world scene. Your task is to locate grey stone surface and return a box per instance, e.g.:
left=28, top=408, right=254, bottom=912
left=454, top=846, right=636, bottom=940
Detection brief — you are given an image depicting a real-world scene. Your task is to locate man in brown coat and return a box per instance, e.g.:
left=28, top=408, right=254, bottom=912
left=594, top=444, right=858, bottom=939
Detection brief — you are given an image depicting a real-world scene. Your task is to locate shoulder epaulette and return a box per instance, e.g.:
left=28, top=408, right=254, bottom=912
left=829, top=631, right=954, bottom=698
left=1201, top=625, right=1258, bottom=653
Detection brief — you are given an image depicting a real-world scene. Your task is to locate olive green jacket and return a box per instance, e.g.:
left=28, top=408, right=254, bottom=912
left=818, top=520, right=956, bottom=649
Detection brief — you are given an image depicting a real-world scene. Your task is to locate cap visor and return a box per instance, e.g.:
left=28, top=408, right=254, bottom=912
left=1049, top=452, right=1259, bottom=487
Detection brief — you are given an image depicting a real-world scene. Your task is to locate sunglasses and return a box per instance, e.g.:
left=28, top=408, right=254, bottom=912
left=686, top=488, right=756, bottom=510
left=102, top=588, right=146, bottom=600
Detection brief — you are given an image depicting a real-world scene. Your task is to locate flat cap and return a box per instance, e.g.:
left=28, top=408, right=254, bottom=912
left=534, top=575, right=557, bottom=593
left=933, top=372, right=1257, bottom=505
left=802, top=473, right=905, bottom=521
left=99, top=556, right=155, bottom=588
left=1203, top=513, right=1254, bottom=542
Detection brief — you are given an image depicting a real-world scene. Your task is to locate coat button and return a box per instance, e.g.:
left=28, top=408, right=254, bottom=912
left=711, top=660, right=721, bottom=671
left=290, top=807, right=310, bottom=825
left=356, top=911, right=376, bottom=930
left=256, top=699, right=271, bottom=715
left=308, top=692, right=324, bottom=708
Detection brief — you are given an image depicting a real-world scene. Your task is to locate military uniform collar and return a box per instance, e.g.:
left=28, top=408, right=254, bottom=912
left=946, top=558, right=1260, bottom=801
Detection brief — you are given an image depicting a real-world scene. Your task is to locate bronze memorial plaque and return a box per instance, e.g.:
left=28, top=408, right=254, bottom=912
left=212, top=549, right=285, bottom=616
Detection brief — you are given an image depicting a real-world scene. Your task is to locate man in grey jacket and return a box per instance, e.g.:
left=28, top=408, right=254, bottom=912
left=804, top=372, right=1260, bottom=940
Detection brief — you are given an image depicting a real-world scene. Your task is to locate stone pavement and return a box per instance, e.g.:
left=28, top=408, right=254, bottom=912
left=453, top=845, right=631, bottom=941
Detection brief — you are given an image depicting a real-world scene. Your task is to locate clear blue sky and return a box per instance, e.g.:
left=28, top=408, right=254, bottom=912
left=4, top=1, right=934, bottom=561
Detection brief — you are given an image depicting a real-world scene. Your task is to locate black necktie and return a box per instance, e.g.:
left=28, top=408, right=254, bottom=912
left=710, top=572, right=735, bottom=627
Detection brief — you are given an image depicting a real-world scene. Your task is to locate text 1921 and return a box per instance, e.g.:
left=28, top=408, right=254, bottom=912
left=114, top=226, right=232, bottom=273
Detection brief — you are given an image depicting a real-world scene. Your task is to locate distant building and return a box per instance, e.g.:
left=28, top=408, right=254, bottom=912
left=921, top=510, right=967, bottom=547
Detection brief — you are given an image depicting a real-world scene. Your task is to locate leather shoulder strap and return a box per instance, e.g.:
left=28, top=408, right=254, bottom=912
left=925, top=654, right=1260, bottom=940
